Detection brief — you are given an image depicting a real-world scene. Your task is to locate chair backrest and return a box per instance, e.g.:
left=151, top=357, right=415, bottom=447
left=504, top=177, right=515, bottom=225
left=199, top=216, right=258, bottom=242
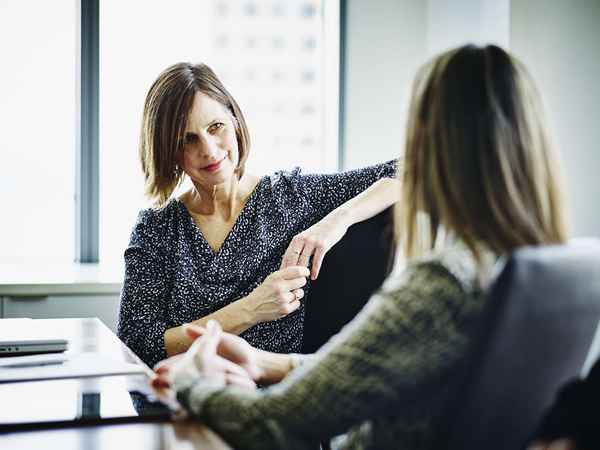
left=438, top=240, right=600, bottom=449
left=301, top=208, right=395, bottom=353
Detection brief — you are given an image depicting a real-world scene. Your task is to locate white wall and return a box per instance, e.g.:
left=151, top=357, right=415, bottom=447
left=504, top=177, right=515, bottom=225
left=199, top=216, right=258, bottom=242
left=343, top=0, right=509, bottom=169
left=344, top=0, right=600, bottom=237
left=511, top=0, right=600, bottom=237
left=428, top=0, right=509, bottom=55
left=343, top=0, right=426, bottom=169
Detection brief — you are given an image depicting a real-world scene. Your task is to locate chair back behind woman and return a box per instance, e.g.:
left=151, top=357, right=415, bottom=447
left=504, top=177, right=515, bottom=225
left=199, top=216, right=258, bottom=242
left=301, top=208, right=395, bottom=353
left=436, top=240, right=600, bottom=449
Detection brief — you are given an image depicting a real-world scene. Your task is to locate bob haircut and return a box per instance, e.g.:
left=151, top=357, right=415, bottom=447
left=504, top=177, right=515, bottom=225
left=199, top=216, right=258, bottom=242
left=397, top=44, right=568, bottom=262
left=139, top=63, right=250, bottom=206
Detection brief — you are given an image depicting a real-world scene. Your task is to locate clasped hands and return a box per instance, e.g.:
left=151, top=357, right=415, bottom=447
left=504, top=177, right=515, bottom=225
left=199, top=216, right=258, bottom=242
left=153, top=320, right=261, bottom=397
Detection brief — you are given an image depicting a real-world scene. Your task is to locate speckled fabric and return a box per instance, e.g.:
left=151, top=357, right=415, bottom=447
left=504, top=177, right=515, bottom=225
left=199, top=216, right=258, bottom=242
left=117, top=161, right=396, bottom=368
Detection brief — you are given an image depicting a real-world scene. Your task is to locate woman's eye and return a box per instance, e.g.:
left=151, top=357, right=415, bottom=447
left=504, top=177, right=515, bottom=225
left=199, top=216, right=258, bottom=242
left=209, top=123, right=225, bottom=133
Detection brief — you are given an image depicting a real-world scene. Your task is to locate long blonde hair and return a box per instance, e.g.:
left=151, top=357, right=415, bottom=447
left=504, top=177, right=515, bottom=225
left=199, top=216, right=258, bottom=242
left=397, top=45, right=568, bottom=262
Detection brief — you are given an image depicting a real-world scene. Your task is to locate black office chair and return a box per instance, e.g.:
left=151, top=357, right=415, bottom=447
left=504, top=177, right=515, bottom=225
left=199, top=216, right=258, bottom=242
left=301, top=207, right=395, bottom=353
left=436, top=240, right=600, bottom=450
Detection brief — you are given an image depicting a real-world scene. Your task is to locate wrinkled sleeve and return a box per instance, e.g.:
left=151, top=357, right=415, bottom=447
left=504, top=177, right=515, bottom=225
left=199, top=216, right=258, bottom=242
left=175, top=261, right=471, bottom=450
left=117, top=210, right=171, bottom=368
left=296, top=159, right=397, bottom=223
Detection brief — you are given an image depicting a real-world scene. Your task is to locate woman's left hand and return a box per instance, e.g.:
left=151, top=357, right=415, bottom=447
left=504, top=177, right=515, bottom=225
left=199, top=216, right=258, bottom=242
left=152, top=320, right=257, bottom=394
left=281, top=211, right=349, bottom=280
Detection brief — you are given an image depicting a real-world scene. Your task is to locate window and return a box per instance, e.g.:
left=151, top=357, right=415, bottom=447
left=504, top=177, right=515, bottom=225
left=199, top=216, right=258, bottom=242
left=99, top=0, right=339, bottom=264
left=0, top=0, right=76, bottom=264
left=0, top=0, right=339, bottom=265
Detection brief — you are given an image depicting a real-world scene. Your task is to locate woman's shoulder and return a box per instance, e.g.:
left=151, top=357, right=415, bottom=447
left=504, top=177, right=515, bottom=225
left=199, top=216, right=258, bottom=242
left=131, top=199, right=184, bottom=243
left=266, top=167, right=303, bottom=189
left=136, top=199, right=182, bottom=226
left=379, top=242, right=489, bottom=319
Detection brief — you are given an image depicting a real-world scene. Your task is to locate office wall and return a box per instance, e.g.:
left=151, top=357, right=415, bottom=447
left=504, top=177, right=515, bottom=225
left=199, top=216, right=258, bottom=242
left=344, top=0, right=600, bottom=237
left=343, top=0, right=509, bottom=169
left=427, top=0, right=509, bottom=55
left=343, top=0, right=426, bottom=169
left=511, top=0, right=600, bottom=237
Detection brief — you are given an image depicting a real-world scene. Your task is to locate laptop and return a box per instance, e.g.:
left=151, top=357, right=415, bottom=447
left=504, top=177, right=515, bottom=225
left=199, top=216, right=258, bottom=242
left=0, top=318, right=68, bottom=356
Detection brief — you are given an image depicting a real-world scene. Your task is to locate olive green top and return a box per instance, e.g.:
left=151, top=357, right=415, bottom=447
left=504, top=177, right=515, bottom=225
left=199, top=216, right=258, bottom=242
left=175, top=243, right=493, bottom=449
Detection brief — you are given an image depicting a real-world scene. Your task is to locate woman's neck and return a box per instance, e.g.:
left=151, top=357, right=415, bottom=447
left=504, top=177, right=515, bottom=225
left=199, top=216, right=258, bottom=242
left=187, top=175, right=256, bottom=220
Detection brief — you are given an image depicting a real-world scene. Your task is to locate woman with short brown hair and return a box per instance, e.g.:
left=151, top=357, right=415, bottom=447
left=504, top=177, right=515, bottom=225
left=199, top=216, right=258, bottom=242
left=152, top=45, right=569, bottom=449
left=117, top=62, right=399, bottom=368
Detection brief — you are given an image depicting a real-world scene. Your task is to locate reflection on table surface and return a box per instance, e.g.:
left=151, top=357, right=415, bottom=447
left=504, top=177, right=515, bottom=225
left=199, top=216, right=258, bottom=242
left=0, top=374, right=171, bottom=430
left=0, top=421, right=233, bottom=450
left=0, top=319, right=233, bottom=449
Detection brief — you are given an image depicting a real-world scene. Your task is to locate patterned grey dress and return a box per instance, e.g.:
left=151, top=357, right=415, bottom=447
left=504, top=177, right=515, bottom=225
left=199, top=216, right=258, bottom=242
left=117, top=161, right=396, bottom=368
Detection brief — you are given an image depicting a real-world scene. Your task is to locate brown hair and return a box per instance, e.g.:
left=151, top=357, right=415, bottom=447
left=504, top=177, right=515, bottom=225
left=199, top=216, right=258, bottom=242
left=397, top=44, right=568, bottom=261
left=139, top=63, right=250, bottom=206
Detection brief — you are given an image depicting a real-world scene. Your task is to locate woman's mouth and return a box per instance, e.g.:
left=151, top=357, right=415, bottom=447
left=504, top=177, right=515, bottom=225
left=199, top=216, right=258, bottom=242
left=202, top=157, right=225, bottom=172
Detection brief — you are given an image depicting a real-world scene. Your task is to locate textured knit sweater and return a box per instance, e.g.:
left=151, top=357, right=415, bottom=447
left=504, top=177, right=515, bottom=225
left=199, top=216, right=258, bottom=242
left=174, top=242, right=493, bottom=449
left=117, top=161, right=396, bottom=368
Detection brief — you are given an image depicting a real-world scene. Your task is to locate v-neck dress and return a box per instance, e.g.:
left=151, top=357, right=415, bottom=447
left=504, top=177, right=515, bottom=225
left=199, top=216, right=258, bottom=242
left=117, top=160, right=397, bottom=368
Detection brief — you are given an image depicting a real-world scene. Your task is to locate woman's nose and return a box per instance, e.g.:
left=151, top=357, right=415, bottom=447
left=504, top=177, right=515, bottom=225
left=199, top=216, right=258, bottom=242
left=197, top=135, right=220, bottom=159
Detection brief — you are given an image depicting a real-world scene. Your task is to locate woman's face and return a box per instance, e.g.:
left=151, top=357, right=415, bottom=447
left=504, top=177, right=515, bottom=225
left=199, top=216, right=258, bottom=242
left=178, top=91, right=239, bottom=190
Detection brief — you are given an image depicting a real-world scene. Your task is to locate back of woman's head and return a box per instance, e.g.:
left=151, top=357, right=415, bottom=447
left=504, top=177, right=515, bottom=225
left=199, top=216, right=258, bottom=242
left=398, top=44, right=568, bottom=261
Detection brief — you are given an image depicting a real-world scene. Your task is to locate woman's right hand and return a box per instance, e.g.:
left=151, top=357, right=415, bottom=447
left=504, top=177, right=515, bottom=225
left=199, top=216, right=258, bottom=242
left=243, top=266, right=310, bottom=324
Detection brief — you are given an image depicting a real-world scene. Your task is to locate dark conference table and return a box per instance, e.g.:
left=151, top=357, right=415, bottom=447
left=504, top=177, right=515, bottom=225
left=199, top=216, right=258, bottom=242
left=0, top=318, right=232, bottom=450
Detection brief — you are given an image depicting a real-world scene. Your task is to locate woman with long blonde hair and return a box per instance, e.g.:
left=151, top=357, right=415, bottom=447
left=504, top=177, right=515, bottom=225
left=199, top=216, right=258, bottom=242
left=151, top=44, right=568, bottom=450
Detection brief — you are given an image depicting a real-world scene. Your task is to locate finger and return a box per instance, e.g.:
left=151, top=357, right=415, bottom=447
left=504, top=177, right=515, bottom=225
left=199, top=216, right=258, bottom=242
left=188, top=320, right=221, bottom=364
left=298, top=242, right=315, bottom=267
left=281, top=291, right=296, bottom=304
left=278, top=265, right=310, bottom=280
left=214, top=355, right=254, bottom=379
left=199, top=320, right=222, bottom=355
left=291, top=288, right=304, bottom=301
left=153, top=353, right=185, bottom=372
left=282, top=276, right=308, bottom=292
left=280, top=250, right=299, bottom=270
left=183, top=324, right=206, bottom=340
left=151, top=375, right=171, bottom=389
left=281, top=238, right=305, bottom=269
left=151, top=384, right=172, bottom=398
left=311, top=246, right=326, bottom=280
left=225, top=372, right=257, bottom=390
left=154, top=365, right=169, bottom=375
left=285, top=300, right=301, bottom=314
left=241, top=362, right=264, bottom=381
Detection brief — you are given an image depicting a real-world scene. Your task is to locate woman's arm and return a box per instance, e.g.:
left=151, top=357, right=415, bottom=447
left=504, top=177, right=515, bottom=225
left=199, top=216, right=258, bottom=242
left=331, top=176, right=399, bottom=225
left=164, top=302, right=254, bottom=357
left=118, top=211, right=174, bottom=368
left=164, top=266, right=310, bottom=357
left=281, top=177, right=400, bottom=279
left=172, top=262, right=472, bottom=449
